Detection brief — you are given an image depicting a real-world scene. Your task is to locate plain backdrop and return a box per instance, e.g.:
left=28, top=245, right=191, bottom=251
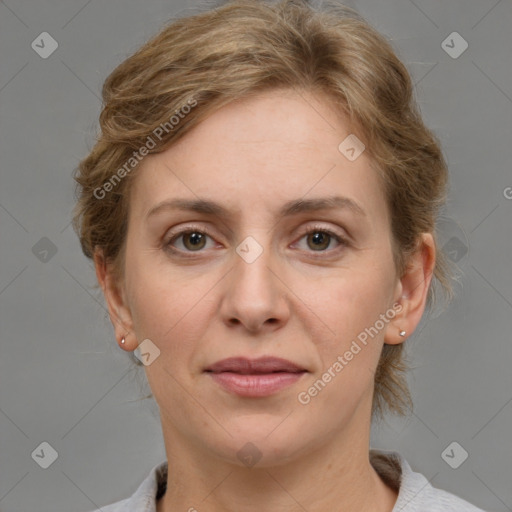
left=0, top=1, right=511, bottom=511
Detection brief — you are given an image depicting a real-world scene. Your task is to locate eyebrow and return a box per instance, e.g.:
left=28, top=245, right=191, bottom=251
left=146, top=195, right=366, bottom=220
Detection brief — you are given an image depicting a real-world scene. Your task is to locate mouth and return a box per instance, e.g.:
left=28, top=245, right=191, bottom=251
left=204, top=356, right=308, bottom=397
left=204, top=356, right=306, bottom=374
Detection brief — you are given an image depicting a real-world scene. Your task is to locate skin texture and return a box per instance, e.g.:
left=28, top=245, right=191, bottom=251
left=95, top=89, right=435, bottom=512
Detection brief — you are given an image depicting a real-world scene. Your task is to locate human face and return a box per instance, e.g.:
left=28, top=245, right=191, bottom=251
left=113, top=89, right=405, bottom=466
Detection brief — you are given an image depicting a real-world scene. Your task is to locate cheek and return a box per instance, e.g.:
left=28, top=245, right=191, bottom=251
left=295, top=260, right=395, bottom=382
left=295, top=276, right=389, bottom=412
left=125, top=252, right=216, bottom=357
left=304, top=265, right=393, bottom=334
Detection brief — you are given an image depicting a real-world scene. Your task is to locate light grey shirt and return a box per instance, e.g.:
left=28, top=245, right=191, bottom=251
left=91, top=450, right=487, bottom=511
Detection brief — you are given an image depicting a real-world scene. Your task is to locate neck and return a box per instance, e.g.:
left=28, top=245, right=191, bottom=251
left=156, top=410, right=397, bottom=512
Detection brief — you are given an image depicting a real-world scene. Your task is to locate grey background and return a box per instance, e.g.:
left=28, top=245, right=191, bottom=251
left=0, top=0, right=511, bottom=511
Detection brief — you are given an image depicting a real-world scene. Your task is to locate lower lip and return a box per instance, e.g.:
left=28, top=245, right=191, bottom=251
left=207, top=371, right=306, bottom=397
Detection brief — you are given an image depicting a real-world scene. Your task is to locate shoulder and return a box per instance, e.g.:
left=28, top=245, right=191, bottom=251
left=91, top=454, right=488, bottom=512
left=87, top=460, right=168, bottom=512
left=93, top=496, right=130, bottom=512
left=370, top=449, right=488, bottom=512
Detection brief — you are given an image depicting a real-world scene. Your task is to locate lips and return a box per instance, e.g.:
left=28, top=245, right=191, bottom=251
left=204, top=356, right=306, bottom=374
left=204, top=356, right=307, bottom=397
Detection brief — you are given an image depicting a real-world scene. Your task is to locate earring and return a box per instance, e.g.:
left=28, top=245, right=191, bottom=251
left=399, top=330, right=406, bottom=337
left=121, top=337, right=126, bottom=344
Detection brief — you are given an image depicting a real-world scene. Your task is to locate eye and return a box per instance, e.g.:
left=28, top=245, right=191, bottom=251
left=294, top=226, right=348, bottom=253
left=163, top=224, right=349, bottom=257
left=164, top=227, right=217, bottom=254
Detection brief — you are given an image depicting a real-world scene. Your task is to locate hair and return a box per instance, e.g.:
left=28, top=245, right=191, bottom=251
left=72, top=0, right=455, bottom=420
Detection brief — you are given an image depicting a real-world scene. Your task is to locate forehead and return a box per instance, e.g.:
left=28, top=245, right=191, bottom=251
left=129, top=89, right=388, bottom=226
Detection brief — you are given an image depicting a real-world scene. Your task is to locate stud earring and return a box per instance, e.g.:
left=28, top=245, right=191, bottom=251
left=121, top=337, right=126, bottom=344
left=399, top=330, right=406, bottom=337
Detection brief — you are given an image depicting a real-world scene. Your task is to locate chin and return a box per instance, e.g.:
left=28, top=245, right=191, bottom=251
left=200, top=416, right=311, bottom=468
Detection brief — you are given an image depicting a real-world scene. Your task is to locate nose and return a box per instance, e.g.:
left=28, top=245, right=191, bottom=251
left=219, top=239, right=290, bottom=334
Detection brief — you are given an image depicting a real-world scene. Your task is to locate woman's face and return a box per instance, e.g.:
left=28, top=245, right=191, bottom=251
left=106, top=89, right=425, bottom=466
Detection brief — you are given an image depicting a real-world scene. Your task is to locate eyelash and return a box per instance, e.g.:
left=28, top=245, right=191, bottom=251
left=163, top=224, right=349, bottom=258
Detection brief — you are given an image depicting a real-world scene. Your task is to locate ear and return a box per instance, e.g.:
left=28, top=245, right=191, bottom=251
left=384, top=233, right=436, bottom=345
left=94, top=248, right=136, bottom=351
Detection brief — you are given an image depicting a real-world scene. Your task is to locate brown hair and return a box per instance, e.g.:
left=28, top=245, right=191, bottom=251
left=72, top=0, right=454, bottom=420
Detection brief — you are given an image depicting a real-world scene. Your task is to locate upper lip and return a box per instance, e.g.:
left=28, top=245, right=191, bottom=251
left=204, top=356, right=306, bottom=374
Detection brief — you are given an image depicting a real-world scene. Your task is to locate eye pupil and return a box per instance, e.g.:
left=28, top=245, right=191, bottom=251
left=184, top=232, right=206, bottom=250
left=308, top=231, right=330, bottom=251
left=189, top=233, right=202, bottom=245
